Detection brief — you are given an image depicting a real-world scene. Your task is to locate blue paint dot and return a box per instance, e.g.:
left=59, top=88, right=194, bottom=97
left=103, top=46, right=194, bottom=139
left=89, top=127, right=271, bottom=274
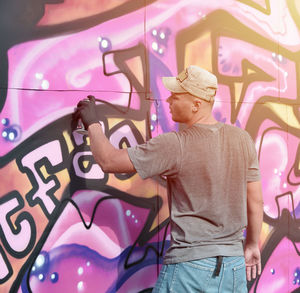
left=38, top=274, right=45, bottom=282
left=151, top=27, right=171, bottom=46
left=8, top=128, right=17, bottom=141
left=31, top=251, right=50, bottom=277
left=2, top=130, right=8, bottom=138
left=213, top=111, right=226, bottom=123
left=214, top=111, right=222, bottom=120
left=50, top=272, right=59, bottom=283
left=270, top=268, right=275, bottom=275
left=235, top=120, right=241, bottom=128
left=1, top=118, right=9, bottom=126
left=0, top=121, right=21, bottom=143
left=98, top=37, right=112, bottom=53
left=293, top=267, right=300, bottom=286
left=222, top=63, right=232, bottom=73
left=2, top=125, right=21, bottom=142
left=233, top=66, right=240, bottom=74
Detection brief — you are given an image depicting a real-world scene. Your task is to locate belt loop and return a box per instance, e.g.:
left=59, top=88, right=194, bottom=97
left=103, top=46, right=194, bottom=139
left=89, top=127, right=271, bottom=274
left=214, top=256, right=223, bottom=276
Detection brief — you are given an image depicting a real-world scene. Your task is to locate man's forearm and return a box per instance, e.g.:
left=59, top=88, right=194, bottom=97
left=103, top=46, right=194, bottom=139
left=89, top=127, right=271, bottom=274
left=87, top=123, right=136, bottom=174
left=246, top=204, right=263, bottom=245
left=75, top=96, right=135, bottom=173
left=88, top=123, right=116, bottom=171
left=246, top=181, right=263, bottom=245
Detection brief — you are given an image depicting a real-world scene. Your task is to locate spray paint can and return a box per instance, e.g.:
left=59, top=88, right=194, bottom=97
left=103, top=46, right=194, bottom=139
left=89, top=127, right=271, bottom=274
left=75, top=98, right=90, bottom=135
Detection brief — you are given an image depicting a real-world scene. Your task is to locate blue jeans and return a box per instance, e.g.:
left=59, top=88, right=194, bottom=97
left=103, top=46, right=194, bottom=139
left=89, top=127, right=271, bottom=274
left=152, top=256, right=247, bottom=293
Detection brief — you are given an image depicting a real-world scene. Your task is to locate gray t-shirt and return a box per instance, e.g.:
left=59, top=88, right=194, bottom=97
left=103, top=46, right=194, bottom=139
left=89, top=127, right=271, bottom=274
left=127, top=122, right=260, bottom=264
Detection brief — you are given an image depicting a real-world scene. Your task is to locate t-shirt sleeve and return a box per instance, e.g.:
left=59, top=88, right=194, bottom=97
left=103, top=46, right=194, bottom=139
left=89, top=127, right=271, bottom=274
left=127, top=132, right=181, bottom=179
left=245, top=132, right=261, bottom=182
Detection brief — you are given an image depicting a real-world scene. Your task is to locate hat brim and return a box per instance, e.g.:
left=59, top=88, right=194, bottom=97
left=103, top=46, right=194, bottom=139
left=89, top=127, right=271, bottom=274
left=162, top=77, right=187, bottom=93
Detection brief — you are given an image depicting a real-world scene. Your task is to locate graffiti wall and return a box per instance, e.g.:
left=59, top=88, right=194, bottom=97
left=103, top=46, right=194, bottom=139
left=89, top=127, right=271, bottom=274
left=0, top=0, right=299, bottom=292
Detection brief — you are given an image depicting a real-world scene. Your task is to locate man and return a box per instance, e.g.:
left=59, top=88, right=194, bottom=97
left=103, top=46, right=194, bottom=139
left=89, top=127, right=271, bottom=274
left=74, top=65, right=263, bottom=292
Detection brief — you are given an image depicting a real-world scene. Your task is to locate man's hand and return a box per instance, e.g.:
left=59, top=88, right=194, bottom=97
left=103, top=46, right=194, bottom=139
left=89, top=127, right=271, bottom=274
left=244, top=243, right=261, bottom=281
left=73, top=95, right=99, bottom=129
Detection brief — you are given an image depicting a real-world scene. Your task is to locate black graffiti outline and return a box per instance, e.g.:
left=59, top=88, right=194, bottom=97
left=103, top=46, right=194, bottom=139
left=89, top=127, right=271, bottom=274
left=102, top=42, right=152, bottom=122
left=0, top=118, right=73, bottom=292
left=176, top=10, right=299, bottom=126
left=0, top=191, right=36, bottom=259
left=77, top=154, right=98, bottom=175
left=108, top=119, right=145, bottom=180
left=0, top=37, right=169, bottom=292
left=255, top=126, right=300, bottom=291
left=253, top=193, right=300, bottom=292
left=0, top=244, right=13, bottom=285
left=287, top=143, right=300, bottom=186
left=0, top=6, right=298, bottom=292
left=0, top=0, right=157, bottom=113
left=1, top=114, right=165, bottom=292
left=22, top=186, right=169, bottom=292
left=16, top=141, right=64, bottom=220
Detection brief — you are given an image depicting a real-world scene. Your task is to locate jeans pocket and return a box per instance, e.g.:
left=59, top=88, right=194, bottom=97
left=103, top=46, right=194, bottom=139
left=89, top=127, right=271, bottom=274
left=153, top=265, right=168, bottom=291
left=233, top=261, right=247, bottom=293
left=178, top=260, right=215, bottom=292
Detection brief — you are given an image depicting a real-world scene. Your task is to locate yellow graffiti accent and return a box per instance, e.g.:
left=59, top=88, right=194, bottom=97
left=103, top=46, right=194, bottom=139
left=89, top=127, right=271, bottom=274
left=265, top=102, right=300, bottom=129
left=184, top=32, right=213, bottom=73
left=296, top=1, right=300, bottom=16
left=126, top=56, right=144, bottom=87
left=54, top=168, right=70, bottom=199
left=109, top=118, right=126, bottom=129
left=234, top=82, right=244, bottom=108
left=260, top=221, right=271, bottom=247
left=83, top=160, right=89, bottom=169
left=237, top=0, right=271, bottom=14
left=63, top=130, right=74, bottom=153
left=108, top=118, right=147, bottom=138
left=39, top=165, right=70, bottom=196
left=40, top=165, right=49, bottom=179
left=247, top=67, right=257, bottom=75
left=121, top=140, right=128, bottom=149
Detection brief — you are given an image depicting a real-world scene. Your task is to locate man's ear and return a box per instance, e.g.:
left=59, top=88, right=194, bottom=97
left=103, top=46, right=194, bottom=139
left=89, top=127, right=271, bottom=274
left=192, top=99, right=201, bottom=112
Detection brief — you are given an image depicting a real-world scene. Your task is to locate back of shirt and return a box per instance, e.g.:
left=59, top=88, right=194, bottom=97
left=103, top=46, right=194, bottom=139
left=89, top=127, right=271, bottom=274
left=127, top=122, right=260, bottom=264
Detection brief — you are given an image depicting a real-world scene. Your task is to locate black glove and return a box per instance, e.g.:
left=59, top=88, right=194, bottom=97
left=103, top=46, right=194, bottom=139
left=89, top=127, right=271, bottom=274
left=73, top=95, right=99, bottom=130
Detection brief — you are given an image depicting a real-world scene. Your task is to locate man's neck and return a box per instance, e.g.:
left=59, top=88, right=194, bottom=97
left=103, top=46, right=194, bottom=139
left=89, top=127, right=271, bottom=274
left=187, top=113, right=218, bottom=127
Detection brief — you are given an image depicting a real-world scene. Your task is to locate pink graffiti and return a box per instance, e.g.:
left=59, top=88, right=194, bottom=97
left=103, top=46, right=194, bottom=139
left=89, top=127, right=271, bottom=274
left=0, top=0, right=299, bottom=292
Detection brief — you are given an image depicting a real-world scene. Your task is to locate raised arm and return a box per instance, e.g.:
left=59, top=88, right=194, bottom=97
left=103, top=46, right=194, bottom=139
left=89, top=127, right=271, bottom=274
left=244, top=180, right=263, bottom=281
left=74, top=96, right=136, bottom=174
left=88, top=123, right=135, bottom=173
